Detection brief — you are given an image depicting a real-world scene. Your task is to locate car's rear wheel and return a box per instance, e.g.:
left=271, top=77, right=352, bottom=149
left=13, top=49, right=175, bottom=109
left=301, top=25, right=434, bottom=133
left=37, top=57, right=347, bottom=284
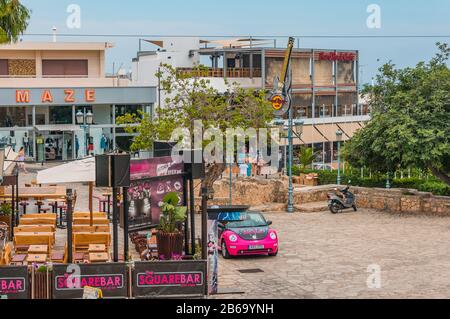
left=221, top=241, right=231, bottom=259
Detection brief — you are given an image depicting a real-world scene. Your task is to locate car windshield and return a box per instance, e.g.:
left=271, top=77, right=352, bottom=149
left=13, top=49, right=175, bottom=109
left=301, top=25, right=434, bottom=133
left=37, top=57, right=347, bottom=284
left=222, top=212, right=267, bottom=229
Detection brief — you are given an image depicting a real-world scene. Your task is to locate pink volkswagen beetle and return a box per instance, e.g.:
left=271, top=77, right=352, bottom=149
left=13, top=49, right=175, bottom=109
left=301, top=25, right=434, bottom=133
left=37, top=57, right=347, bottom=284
left=218, top=211, right=278, bottom=258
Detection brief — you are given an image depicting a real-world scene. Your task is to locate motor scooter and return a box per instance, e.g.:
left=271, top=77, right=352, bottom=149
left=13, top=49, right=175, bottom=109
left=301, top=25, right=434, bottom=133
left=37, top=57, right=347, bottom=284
left=327, top=186, right=357, bottom=214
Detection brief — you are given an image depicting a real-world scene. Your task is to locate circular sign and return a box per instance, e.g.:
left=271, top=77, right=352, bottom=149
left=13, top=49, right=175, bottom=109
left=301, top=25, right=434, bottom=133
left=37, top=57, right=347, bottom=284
left=271, top=94, right=285, bottom=111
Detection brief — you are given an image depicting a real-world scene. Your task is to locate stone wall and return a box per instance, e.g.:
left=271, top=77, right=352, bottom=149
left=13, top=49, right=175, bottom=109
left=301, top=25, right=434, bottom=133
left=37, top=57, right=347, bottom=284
left=210, top=178, right=450, bottom=216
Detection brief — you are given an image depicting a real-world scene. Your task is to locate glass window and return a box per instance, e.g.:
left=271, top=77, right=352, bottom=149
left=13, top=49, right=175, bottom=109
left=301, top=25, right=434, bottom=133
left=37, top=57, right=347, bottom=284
left=0, top=107, right=27, bottom=127
left=292, top=94, right=312, bottom=119
left=115, top=105, right=142, bottom=120
left=49, top=105, right=73, bottom=124
left=337, top=93, right=357, bottom=117
left=337, top=61, right=355, bottom=84
left=42, top=60, right=88, bottom=77
left=314, top=60, right=333, bottom=86
left=315, top=95, right=335, bottom=118
left=0, top=60, right=8, bottom=76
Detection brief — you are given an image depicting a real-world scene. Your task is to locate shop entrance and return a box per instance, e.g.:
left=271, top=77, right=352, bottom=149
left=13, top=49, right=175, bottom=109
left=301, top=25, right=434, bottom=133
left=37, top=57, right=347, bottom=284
left=35, top=126, right=79, bottom=162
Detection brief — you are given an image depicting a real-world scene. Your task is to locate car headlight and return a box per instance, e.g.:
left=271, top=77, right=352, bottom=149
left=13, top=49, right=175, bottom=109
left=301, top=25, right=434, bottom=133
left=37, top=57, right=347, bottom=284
left=270, top=232, right=277, bottom=240
left=229, top=234, right=238, bottom=242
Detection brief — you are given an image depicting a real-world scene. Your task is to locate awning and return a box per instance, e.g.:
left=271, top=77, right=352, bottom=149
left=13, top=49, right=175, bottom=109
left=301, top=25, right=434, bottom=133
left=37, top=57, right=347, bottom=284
left=299, top=125, right=328, bottom=145
left=34, top=125, right=82, bottom=132
left=337, top=122, right=363, bottom=139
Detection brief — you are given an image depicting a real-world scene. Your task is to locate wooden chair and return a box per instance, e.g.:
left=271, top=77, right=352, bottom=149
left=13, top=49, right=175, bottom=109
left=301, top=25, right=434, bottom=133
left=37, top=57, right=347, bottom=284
left=73, top=225, right=110, bottom=233
left=72, top=233, right=110, bottom=254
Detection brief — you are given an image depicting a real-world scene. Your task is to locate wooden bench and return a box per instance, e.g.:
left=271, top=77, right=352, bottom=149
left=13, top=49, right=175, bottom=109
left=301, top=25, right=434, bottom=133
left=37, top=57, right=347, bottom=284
left=73, top=218, right=109, bottom=225
left=21, top=213, right=57, bottom=219
left=14, top=224, right=56, bottom=232
left=19, top=218, right=57, bottom=226
left=72, top=232, right=111, bottom=254
left=15, top=225, right=55, bottom=233
left=14, top=233, right=54, bottom=253
left=72, top=225, right=110, bottom=233
left=73, top=212, right=107, bottom=218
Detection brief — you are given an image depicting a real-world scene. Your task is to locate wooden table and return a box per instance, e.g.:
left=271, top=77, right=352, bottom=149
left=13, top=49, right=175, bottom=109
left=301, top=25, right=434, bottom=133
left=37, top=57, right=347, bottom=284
left=89, top=252, right=109, bottom=263
left=27, top=254, right=47, bottom=264
left=14, top=232, right=54, bottom=247
left=0, top=186, right=67, bottom=201
left=88, top=244, right=106, bottom=253
left=28, top=245, right=48, bottom=254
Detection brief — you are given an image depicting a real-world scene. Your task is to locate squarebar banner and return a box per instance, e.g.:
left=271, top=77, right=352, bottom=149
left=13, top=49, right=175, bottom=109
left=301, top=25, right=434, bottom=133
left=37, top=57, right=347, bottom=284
left=52, top=263, right=128, bottom=299
left=0, top=266, right=29, bottom=299
left=132, top=260, right=207, bottom=298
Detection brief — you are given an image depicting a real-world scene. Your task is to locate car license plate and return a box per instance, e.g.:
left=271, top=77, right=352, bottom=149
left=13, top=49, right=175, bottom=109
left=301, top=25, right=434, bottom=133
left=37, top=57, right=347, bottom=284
left=248, top=245, right=264, bottom=250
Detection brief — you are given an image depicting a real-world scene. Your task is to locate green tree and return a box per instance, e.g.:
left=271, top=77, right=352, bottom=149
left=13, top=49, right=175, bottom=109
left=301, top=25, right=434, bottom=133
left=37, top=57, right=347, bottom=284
left=344, top=43, right=450, bottom=185
left=298, top=146, right=316, bottom=169
left=117, top=64, right=274, bottom=190
left=0, top=0, right=30, bottom=44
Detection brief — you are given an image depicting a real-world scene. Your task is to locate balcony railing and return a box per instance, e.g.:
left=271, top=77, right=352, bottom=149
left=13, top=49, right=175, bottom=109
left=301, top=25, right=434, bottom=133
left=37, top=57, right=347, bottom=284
left=177, top=67, right=262, bottom=78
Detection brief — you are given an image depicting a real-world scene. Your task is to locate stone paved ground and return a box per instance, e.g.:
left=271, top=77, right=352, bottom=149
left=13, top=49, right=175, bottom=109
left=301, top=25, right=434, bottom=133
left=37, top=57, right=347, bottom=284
left=14, top=164, right=450, bottom=299
left=212, top=210, right=450, bottom=299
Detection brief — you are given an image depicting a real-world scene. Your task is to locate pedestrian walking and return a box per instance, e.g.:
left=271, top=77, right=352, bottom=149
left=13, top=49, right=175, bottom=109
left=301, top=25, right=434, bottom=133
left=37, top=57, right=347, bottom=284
left=18, top=146, right=28, bottom=174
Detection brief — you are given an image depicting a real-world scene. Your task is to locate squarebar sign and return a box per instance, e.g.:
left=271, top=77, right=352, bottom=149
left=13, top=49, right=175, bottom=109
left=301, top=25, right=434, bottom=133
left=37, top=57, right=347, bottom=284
left=0, top=266, right=29, bottom=299
left=132, top=261, right=207, bottom=298
left=319, top=52, right=356, bottom=61
left=52, top=263, right=128, bottom=299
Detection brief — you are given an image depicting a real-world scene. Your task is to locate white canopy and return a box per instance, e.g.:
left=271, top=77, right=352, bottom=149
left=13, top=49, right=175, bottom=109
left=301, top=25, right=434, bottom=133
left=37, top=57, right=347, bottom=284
left=3, top=147, right=18, bottom=175
left=36, top=157, right=95, bottom=184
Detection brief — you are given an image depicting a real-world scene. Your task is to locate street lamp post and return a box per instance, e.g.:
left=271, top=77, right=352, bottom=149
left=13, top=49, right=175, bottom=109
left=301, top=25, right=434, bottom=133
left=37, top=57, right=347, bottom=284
left=76, top=109, right=93, bottom=157
left=0, top=148, right=4, bottom=185
left=274, top=118, right=303, bottom=213
left=336, top=129, right=343, bottom=185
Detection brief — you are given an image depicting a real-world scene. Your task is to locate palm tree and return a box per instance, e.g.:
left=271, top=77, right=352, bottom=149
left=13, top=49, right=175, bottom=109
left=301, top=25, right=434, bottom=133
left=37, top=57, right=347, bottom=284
left=298, top=146, right=316, bottom=170
left=0, top=0, right=31, bottom=44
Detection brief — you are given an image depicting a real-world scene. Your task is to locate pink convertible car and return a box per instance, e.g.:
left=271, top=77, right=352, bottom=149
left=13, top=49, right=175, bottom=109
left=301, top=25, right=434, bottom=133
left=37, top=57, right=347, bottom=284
left=218, top=211, right=278, bottom=258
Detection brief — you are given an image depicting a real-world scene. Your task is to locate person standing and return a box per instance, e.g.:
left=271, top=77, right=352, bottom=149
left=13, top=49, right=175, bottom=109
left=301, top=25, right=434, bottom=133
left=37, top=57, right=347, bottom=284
left=18, top=147, right=28, bottom=174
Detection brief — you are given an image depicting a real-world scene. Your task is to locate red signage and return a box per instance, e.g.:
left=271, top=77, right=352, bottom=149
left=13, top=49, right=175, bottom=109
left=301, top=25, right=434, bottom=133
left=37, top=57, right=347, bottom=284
left=319, top=52, right=356, bottom=61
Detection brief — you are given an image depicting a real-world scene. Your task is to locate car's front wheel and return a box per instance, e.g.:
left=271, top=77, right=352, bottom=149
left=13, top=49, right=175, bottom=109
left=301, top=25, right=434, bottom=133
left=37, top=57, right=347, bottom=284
left=221, top=241, right=231, bottom=259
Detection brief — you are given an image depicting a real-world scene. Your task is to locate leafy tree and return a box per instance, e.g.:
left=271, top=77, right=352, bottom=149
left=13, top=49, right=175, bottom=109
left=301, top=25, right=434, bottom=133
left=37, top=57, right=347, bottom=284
left=0, top=0, right=30, bottom=44
left=298, top=146, right=316, bottom=169
left=344, top=43, right=450, bottom=185
left=117, top=64, right=274, bottom=190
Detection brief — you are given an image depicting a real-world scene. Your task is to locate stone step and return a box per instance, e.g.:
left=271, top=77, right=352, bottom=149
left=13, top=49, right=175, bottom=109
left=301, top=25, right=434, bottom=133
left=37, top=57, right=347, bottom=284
left=294, top=201, right=329, bottom=213
left=250, top=203, right=287, bottom=213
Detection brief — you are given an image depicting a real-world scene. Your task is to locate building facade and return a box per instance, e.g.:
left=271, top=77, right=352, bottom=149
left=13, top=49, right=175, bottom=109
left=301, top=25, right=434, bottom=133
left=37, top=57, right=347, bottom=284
left=0, top=42, right=156, bottom=161
left=132, top=38, right=370, bottom=169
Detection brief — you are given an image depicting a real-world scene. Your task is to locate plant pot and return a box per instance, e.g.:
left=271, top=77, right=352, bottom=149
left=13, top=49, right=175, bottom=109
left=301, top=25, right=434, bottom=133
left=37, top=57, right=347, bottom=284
left=156, top=231, right=184, bottom=260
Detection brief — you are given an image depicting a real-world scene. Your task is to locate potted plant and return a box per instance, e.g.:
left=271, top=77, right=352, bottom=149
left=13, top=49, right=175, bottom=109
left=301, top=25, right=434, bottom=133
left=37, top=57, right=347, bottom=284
left=0, top=202, right=12, bottom=230
left=156, top=192, right=187, bottom=260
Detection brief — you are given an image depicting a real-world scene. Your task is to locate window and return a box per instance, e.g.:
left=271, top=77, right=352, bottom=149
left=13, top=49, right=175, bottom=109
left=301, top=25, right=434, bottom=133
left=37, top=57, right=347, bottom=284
left=42, top=60, right=88, bottom=77
left=0, top=60, right=8, bottom=76
left=50, top=105, right=73, bottom=124
left=0, top=107, right=27, bottom=127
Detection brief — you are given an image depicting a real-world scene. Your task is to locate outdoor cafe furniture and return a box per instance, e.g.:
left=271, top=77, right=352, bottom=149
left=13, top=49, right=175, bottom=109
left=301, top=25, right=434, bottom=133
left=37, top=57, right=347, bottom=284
left=19, top=201, right=30, bottom=214
left=88, top=244, right=107, bottom=253
left=72, top=225, right=110, bottom=233
left=73, top=217, right=110, bottom=225
left=34, top=201, right=51, bottom=214
left=27, top=254, right=47, bottom=264
left=88, top=252, right=109, bottom=263
left=50, top=251, right=65, bottom=264
left=72, top=232, right=111, bottom=254
left=10, top=254, right=27, bottom=266
left=28, top=245, right=49, bottom=254
left=73, top=212, right=107, bottom=218
left=14, top=232, right=54, bottom=252
left=14, top=225, right=56, bottom=233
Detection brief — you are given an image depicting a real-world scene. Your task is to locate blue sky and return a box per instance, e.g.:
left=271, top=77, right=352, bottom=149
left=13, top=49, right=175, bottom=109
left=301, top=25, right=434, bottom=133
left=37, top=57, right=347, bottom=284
left=20, top=0, right=450, bottom=82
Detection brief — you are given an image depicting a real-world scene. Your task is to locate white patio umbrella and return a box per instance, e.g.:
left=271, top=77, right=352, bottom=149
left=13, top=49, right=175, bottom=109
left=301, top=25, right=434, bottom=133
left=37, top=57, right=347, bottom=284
left=3, top=147, right=18, bottom=175
left=36, top=157, right=97, bottom=225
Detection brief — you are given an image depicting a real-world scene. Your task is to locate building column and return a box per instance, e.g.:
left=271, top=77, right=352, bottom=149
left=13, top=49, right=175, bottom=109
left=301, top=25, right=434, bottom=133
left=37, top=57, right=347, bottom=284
left=112, top=104, right=116, bottom=151
left=311, top=50, right=316, bottom=119
left=32, top=105, right=36, bottom=160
